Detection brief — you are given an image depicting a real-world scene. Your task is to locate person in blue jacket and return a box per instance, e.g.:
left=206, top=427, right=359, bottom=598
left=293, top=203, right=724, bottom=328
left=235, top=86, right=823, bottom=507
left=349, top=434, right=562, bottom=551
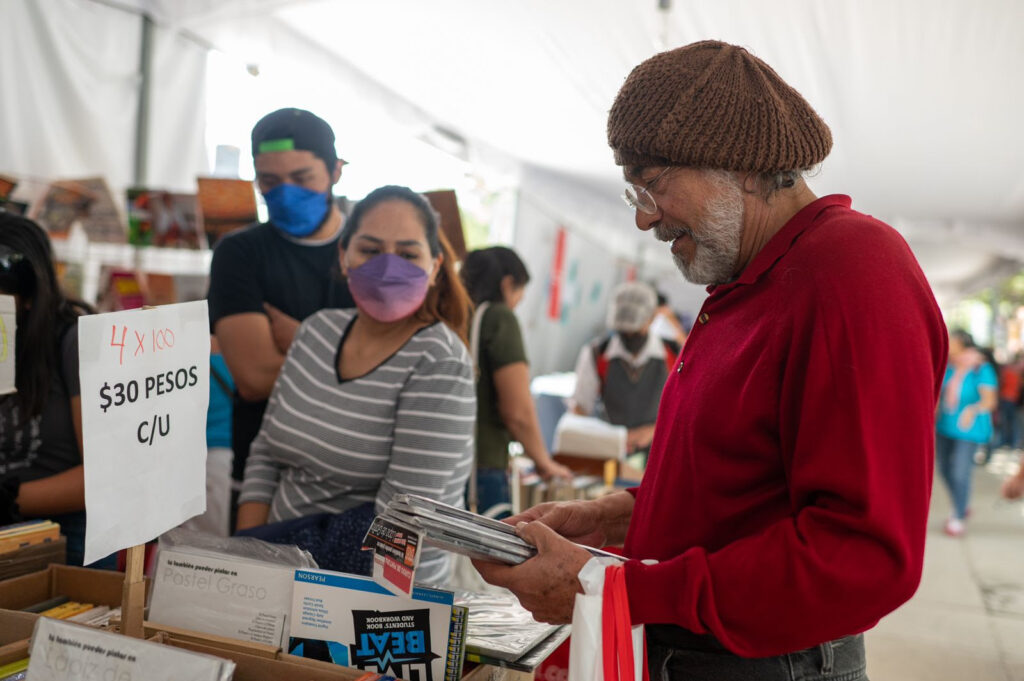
left=936, top=329, right=997, bottom=537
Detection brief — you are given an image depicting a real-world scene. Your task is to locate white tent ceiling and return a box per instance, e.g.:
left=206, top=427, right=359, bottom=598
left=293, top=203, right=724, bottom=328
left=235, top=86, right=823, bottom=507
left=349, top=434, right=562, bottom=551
left=8, top=0, right=1024, bottom=306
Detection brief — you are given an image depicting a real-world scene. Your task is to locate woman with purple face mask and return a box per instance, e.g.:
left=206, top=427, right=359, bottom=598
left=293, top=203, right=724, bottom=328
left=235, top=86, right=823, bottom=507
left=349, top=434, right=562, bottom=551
left=235, top=186, right=475, bottom=585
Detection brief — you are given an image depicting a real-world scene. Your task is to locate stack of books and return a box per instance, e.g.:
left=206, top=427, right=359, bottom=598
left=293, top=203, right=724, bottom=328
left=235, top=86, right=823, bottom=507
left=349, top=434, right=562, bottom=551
left=22, top=596, right=119, bottom=626
left=0, top=520, right=65, bottom=580
left=0, top=520, right=60, bottom=553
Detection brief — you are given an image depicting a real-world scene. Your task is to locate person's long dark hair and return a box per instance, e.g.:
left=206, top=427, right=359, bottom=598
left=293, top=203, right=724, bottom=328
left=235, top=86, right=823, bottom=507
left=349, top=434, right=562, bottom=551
left=340, top=186, right=472, bottom=347
left=0, top=211, right=93, bottom=419
left=459, top=246, right=530, bottom=306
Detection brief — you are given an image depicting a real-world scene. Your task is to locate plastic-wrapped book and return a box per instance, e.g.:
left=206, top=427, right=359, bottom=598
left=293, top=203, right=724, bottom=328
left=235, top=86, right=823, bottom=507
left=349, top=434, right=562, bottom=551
left=552, top=413, right=627, bottom=460
left=455, top=589, right=568, bottom=668
left=378, top=494, right=625, bottom=566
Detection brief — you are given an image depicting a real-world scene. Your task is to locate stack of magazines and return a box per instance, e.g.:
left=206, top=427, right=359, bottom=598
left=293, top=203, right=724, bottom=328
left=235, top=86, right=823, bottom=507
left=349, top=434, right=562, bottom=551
left=381, top=494, right=625, bottom=565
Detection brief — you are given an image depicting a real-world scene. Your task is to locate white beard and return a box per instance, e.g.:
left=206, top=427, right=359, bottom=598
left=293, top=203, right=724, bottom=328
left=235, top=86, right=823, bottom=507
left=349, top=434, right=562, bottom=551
left=660, top=171, right=745, bottom=286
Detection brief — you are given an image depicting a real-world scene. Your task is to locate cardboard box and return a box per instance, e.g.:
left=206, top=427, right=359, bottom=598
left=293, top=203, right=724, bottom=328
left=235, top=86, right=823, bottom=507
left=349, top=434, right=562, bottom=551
left=0, top=640, right=29, bottom=671
left=0, top=537, right=66, bottom=581
left=147, top=627, right=374, bottom=681
left=0, top=609, right=38, bottom=659
left=0, top=564, right=145, bottom=611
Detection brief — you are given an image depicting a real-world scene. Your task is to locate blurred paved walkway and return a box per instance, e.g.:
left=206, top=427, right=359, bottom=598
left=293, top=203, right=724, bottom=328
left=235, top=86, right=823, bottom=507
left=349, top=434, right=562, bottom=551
left=867, top=450, right=1024, bottom=680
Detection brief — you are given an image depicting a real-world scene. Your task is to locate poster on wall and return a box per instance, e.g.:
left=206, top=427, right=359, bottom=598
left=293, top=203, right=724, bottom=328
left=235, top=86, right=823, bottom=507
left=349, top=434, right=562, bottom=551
left=73, top=177, right=127, bottom=243
left=78, top=301, right=210, bottom=565
left=126, top=189, right=205, bottom=249
left=32, top=181, right=94, bottom=239
left=547, top=227, right=567, bottom=321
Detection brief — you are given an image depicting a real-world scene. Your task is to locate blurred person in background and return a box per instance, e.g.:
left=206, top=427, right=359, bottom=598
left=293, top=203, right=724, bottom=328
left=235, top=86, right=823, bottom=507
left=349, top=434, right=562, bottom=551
left=570, top=281, right=680, bottom=458
left=207, top=108, right=354, bottom=529
left=460, top=246, right=571, bottom=518
left=936, top=330, right=997, bottom=536
left=177, top=335, right=235, bottom=537
left=1000, top=355, right=1024, bottom=497
left=649, top=290, right=688, bottom=347
left=995, top=353, right=1023, bottom=451
left=0, top=212, right=115, bottom=567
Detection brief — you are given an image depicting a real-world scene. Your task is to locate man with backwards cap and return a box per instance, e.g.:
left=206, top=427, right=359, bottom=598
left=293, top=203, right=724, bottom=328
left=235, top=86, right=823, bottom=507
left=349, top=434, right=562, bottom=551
left=207, top=108, right=355, bottom=511
left=570, top=281, right=680, bottom=457
left=475, top=41, right=947, bottom=678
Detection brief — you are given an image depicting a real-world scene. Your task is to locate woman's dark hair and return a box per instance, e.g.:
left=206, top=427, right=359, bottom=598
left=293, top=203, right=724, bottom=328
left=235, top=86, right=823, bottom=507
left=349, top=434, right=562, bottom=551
left=0, top=211, right=93, bottom=419
left=950, top=329, right=975, bottom=349
left=340, top=185, right=472, bottom=346
left=460, top=247, right=530, bottom=306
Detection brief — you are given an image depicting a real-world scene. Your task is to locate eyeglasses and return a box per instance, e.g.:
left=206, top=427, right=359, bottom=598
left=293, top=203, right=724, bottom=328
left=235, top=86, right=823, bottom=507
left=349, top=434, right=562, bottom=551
left=621, top=167, right=675, bottom=214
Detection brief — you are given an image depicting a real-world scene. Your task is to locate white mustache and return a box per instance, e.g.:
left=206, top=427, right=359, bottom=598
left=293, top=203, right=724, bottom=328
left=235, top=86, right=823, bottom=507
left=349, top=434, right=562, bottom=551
left=654, top=225, right=693, bottom=243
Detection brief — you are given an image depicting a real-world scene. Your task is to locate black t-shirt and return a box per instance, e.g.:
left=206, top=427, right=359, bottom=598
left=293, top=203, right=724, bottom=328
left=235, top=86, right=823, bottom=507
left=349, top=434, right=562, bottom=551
left=207, top=221, right=355, bottom=471
left=0, top=320, right=81, bottom=483
left=208, top=221, right=354, bottom=326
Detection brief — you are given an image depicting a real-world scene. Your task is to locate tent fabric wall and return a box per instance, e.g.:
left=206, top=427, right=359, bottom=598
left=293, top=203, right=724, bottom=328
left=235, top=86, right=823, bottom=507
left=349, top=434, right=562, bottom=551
left=146, top=25, right=209, bottom=192
left=514, top=165, right=657, bottom=375
left=2, top=0, right=1023, bottom=307
left=0, top=0, right=141, bottom=192
left=0, top=0, right=208, bottom=194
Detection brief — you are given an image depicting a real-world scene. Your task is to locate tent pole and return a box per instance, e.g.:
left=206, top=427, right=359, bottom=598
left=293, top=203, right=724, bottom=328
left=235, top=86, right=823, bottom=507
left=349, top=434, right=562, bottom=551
left=133, top=14, right=154, bottom=187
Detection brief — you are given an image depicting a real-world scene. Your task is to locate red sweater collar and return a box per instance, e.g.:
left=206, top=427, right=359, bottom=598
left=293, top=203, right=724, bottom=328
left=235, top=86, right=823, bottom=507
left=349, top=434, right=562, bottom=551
left=708, top=194, right=852, bottom=295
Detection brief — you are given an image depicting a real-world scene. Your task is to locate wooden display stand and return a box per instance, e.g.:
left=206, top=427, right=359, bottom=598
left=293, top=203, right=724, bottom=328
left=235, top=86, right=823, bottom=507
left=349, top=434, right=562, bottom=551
left=120, top=544, right=146, bottom=638
left=552, top=453, right=618, bottom=488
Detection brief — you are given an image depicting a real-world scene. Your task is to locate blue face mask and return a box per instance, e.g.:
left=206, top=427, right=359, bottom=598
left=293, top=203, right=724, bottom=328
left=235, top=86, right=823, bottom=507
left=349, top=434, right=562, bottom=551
left=263, top=184, right=330, bottom=238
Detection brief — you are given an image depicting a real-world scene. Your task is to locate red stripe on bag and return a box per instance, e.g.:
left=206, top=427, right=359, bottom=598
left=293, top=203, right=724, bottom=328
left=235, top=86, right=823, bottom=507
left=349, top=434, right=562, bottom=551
left=600, top=564, right=649, bottom=681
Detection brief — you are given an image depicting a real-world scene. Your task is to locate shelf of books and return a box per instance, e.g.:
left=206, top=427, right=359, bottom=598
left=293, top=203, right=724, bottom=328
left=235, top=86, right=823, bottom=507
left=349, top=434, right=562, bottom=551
left=1, top=173, right=259, bottom=309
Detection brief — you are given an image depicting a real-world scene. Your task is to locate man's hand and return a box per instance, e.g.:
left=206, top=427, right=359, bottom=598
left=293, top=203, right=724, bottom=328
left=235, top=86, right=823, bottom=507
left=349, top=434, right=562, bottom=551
left=536, top=459, right=574, bottom=482
left=506, top=499, right=609, bottom=548
left=957, top=405, right=979, bottom=432
left=626, top=424, right=656, bottom=453
left=472, top=521, right=591, bottom=624
left=1002, top=470, right=1024, bottom=500
left=507, top=492, right=636, bottom=548
left=264, top=303, right=300, bottom=354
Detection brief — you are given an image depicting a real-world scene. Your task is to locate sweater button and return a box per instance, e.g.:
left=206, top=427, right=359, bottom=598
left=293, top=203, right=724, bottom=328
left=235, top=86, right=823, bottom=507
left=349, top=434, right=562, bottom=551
left=698, top=312, right=710, bottom=324
left=676, top=359, right=685, bottom=373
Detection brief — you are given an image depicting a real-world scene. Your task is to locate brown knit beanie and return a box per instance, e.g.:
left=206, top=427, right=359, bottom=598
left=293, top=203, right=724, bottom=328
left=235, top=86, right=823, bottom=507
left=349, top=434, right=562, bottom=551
left=607, top=40, right=832, bottom=173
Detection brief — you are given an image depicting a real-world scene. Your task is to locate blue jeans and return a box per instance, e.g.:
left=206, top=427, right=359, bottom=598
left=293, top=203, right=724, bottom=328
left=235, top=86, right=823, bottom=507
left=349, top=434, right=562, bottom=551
left=935, top=433, right=977, bottom=520
left=235, top=503, right=376, bottom=576
left=996, top=399, right=1022, bottom=449
left=646, top=626, right=867, bottom=681
left=475, top=468, right=512, bottom=519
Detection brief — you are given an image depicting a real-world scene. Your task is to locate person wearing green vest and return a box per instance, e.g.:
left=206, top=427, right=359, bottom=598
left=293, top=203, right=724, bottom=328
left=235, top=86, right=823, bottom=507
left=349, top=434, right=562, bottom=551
left=461, top=247, right=572, bottom=518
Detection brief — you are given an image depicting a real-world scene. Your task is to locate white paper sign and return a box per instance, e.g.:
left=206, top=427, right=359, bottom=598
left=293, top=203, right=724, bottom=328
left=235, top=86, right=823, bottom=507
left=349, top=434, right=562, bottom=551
left=28, top=616, right=234, bottom=681
left=149, top=548, right=293, bottom=647
left=78, top=301, right=210, bottom=565
left=0, top=294, right=15, bottom=395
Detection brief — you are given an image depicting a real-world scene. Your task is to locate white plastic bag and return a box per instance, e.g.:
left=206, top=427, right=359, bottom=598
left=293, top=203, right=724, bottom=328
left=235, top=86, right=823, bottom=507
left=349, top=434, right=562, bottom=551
left=568, top=558, right=647, bottom=681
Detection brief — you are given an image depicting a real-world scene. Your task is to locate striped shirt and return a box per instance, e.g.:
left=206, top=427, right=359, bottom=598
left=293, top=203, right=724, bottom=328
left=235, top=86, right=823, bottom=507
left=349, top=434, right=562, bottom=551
left=239, top=308, right=476, bottom=584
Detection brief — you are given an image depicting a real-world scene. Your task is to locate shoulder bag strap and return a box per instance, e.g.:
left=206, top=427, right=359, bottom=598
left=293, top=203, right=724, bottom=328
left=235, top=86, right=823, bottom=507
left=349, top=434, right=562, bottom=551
left=210, top=360, right=233, bottom=397
left=466, top=301, right=490, bottom=513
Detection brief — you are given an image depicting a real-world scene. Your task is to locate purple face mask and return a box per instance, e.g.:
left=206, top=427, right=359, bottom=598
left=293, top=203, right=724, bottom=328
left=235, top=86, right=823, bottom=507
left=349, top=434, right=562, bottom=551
left=347, top=253, right=431, bottom=322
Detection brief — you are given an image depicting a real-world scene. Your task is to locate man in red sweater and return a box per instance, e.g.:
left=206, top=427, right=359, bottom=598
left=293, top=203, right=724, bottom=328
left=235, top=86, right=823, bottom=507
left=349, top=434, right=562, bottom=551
left=475, top=40, right=947, bottom=679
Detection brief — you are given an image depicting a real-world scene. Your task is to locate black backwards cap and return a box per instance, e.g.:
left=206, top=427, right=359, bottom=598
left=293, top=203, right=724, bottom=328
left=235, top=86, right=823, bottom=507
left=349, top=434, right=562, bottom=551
left=250, top=108, right=345, bottom=173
